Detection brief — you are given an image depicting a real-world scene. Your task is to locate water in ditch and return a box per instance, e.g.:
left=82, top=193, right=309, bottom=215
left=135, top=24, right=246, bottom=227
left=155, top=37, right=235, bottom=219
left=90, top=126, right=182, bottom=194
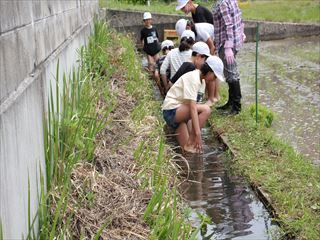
left=145, top=55, right=280, bottom=239
left=237, top=36, right=320, bottom=165
left=174, top=128, right=279, bottom=239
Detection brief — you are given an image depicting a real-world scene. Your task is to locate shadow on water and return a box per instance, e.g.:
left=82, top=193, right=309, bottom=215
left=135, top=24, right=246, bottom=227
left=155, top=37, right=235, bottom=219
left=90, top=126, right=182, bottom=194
left=237, top=36, right=320, bottom=165
left=169, top=128, right=279, bottom=239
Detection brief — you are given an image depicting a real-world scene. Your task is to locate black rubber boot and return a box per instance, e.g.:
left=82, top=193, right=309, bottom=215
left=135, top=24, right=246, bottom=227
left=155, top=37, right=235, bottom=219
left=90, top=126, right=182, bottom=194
left=216, top=82, right=233, bottom=110
left=230, top=81, right=242, bottom=115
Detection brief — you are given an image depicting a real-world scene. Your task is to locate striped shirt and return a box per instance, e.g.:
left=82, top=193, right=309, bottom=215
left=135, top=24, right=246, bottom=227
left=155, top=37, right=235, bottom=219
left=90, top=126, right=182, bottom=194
left=212, top=0, right=243, bottom=51
left=160, top=48, right=192, bottom=78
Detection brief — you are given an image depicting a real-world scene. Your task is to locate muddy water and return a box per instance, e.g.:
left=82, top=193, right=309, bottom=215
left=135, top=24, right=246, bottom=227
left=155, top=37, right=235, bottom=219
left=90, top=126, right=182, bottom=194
left=176, top=128, right=279, bottom=239
left=237, top=36, right=320, bottom=165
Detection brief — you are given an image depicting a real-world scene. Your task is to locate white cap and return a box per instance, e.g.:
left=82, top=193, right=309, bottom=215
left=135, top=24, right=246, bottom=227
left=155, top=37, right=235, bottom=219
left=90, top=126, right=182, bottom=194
left=175, top=19, right=188, bottom=37
left=161, top=40, right=174, bottom=49
left=206, top=56, right=225, bottom=82
left=181, top=29, right=195, bottom=41
left=143, top=12, right=152, bottom=20
left=192, top=42, right=210, bottom=56
left=176, top=0, right=189, bottom=11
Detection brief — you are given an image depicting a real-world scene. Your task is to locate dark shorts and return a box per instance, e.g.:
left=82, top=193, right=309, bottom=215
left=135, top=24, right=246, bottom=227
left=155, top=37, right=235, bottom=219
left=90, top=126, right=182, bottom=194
left=163, top=109, right=179, bottom=130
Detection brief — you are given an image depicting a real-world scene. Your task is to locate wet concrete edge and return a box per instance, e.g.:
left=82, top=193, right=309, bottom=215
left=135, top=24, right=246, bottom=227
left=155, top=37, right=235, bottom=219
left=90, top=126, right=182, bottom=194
left=214, top=130, right=295, bottom=239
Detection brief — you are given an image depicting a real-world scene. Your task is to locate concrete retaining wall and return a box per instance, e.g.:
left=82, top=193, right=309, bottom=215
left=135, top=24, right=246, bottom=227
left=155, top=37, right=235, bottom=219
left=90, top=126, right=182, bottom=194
left=105, top=9, right=320, bottom=43
left=106, top=9, right=192, bottom=44
left=244, top=20, right=320, bottom=41
left=0, top=1, right=98, bottom=238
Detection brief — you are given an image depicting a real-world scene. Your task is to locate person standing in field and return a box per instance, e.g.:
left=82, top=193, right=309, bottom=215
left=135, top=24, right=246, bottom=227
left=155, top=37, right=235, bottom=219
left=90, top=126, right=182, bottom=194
left=140, top=12, right=161, bottom=73
left=213, top=0, right=245, bottom=115
left=176, top=0, right=213, bottom=24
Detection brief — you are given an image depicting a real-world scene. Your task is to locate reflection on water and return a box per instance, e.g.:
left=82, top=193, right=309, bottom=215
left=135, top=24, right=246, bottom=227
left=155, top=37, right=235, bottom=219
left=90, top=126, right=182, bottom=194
left=177, top=128, right=278, bottom=239
left=237, top=36, right=320, bottom=165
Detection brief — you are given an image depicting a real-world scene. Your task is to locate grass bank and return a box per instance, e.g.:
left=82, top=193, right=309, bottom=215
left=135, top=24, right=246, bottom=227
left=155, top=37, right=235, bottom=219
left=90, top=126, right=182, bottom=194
left=209, top=90, right=320, bottom=239
left=100, top=0, right=320, bottom=23
left=36, top=21, right=197, bottom=239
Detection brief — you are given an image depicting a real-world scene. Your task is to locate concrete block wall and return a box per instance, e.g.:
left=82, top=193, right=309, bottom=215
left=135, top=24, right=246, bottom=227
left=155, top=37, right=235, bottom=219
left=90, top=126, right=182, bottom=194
left=0, top=1, right=98, bottom=238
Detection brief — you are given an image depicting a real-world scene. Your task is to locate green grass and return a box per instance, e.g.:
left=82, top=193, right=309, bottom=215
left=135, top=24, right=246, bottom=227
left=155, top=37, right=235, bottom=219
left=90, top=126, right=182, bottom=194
left=34, top=21, right=195, bottom=239
left=100, top=0, right=181, bottom=15
left=38, top=21, right=116, bottom=239
left=240, top=0, right=320, bottom=23
left=210, top=88, right=320, bottom=239
left=119, top=33, right=197, bottom=238
left=100, top=0, right=320, bottom=23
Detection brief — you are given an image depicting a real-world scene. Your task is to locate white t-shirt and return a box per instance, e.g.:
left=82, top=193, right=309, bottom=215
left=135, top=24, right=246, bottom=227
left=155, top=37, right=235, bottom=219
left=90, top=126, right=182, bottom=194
left=195, top=23, right=214, bottom=42
left=162, top=69, right=205, bottom=110
left=160, top=48, right=192, bottom=78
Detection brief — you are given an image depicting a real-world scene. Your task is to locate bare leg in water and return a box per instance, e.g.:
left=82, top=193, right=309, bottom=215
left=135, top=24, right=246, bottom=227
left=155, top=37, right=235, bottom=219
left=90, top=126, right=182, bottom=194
left=174, top=103, right=211, bottom=153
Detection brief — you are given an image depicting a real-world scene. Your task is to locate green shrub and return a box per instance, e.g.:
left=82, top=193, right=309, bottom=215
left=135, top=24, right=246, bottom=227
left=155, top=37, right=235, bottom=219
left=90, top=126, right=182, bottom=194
left=249, top=104, right=274, bottom=128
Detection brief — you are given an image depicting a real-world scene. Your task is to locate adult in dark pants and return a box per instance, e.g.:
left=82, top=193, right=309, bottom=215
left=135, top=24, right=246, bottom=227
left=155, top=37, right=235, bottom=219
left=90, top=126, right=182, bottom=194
left=212, top=0, right=245, bottom=114
left=176, top=0, right=213, bottom=24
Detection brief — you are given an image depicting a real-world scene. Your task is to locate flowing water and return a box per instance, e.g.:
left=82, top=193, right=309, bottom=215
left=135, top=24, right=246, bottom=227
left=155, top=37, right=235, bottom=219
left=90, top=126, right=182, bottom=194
left=175, top=128, right=279, bottom=240
left=237, top=36, right=320, bottom=165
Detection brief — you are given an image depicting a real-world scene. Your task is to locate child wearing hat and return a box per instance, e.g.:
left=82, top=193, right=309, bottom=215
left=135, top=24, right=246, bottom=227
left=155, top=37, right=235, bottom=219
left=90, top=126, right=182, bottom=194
left=162, top=56, right=225, bottom=153
left=140, top=12, right=161, bottom=72
left=170, top=42, right=225, bottom=105
left=176, top=0, right=213, bottom=25
left=170, top=41, right=210, bottom=84
left=175, top=19, right=220, bottom=106
left=160, top=29, right=195, bottom=93
left=154, top=40, right=174, bottom=96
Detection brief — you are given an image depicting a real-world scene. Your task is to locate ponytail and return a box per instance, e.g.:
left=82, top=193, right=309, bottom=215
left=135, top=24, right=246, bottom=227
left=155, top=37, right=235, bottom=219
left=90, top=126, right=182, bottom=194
left=179, top=37, right=195, bottom=52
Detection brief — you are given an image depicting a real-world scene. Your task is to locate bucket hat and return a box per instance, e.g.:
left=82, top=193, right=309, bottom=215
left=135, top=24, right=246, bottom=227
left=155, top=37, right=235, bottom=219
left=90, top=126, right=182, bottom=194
left=206, top=56, right=225, bottom=82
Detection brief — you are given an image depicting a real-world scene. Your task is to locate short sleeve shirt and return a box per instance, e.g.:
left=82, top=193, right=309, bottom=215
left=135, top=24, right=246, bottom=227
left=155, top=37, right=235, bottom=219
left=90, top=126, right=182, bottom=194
left=160, top=48, right=192, bottom=78
left=170, top=62, right=196, bottom=84
left=162, top=70, right=204, bottom=110
left=195, top=23, right=215, bottom=42
left=192, top=5, right=214, bottom=24
left=140, top=26, right=161, bottom=56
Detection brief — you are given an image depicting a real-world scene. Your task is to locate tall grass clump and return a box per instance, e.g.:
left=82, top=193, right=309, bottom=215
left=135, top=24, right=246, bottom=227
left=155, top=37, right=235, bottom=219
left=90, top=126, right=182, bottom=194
left=249, top=104, right=274, bottom=128
left=32, top=20, right=196, bottom=239
left=37, top=21, right=115, bottom=239
left=118, top=34, right=196, bottom=238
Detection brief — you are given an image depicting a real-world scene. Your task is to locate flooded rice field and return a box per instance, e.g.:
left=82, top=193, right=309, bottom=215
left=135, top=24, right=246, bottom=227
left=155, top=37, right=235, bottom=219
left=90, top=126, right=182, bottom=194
left=237, top=36, right=320, bottom=165
left=176, top=128, right=279, bottom=239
